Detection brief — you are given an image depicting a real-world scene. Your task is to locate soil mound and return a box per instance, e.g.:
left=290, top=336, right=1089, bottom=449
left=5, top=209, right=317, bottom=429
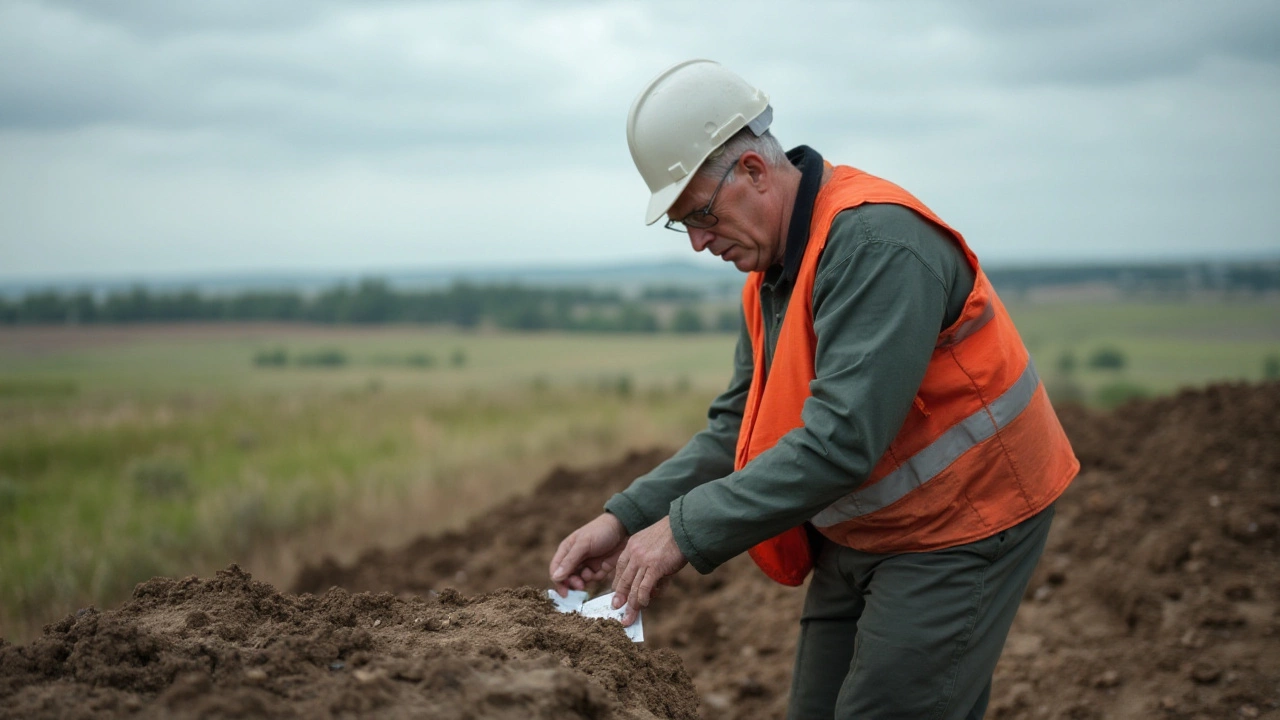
left=0, top=566, right=696, bottom=719
left=296, top=382, right=1280, bottom=719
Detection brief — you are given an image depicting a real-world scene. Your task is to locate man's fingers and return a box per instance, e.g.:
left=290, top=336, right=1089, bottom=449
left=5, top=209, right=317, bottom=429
left=550, top=534, right=578, bottom=581
left=620, top=571, right=646, bottom=626
left=612, top=550, right=638, bottom=608
left=634, top=566, right=657, bottom=609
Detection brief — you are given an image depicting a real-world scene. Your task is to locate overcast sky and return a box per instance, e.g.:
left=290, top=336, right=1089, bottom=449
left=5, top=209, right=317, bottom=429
left=2, top=0, right=1278, bottom=281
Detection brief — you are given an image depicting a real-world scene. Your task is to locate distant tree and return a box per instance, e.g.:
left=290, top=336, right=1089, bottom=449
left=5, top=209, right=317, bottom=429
left=450, top=348, right=468, bottom=368
left=504, top=304, right=551, bottom=330
left=641, top=285, right=704, bottom=302
left=716, top=309, right=740, bottom=333
left=1087, top=347, right=1127, bottom=371
left=616, top=305, right=659, bottom=333
left=346, top=279, right=398, bottom=323
left=670, top=307, right=705, bottom=334
left=449, top=283, right=484, bottom=329
left=1056, top=350, right=1077, bottom=375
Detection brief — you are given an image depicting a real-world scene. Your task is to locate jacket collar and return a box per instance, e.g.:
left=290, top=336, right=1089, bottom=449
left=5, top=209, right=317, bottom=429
left=774, top=145, right=824, bottom=285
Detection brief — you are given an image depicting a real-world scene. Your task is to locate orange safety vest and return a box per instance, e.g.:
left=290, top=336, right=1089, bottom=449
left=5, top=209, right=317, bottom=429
left=737, top=166, right=1079, bottom=586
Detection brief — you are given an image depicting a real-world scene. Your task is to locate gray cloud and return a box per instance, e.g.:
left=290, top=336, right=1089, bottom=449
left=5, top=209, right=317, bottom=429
left=960, top=1, right=1280, bottom=85
left=0, top=0, right=1277, bottom=279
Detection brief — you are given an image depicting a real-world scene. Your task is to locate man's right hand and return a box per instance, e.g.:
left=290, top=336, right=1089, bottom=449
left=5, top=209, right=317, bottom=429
left=549, top=512, right=628, bottom=597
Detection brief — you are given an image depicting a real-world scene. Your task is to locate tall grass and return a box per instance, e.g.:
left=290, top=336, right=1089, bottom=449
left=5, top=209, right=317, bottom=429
left=0, top=379, right=715, bottom=641
left=0, top=326, right=735, bottom=640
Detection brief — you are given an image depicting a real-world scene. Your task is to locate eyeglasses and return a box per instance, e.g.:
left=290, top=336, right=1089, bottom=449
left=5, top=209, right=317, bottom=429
left=664, top=155, right=741, bottom=233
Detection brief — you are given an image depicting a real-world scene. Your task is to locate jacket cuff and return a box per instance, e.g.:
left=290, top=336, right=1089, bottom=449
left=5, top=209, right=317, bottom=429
left=669, top=495, right=719, bottom=575
left=603, top=493, right=649, bottom=536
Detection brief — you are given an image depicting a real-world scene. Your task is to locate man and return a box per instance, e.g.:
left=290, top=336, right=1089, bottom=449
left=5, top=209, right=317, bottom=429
left=549, top=59, right=1078, bottom=719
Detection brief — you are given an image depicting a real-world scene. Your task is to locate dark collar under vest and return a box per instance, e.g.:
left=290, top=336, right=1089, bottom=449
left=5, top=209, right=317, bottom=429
left=768, top=145, right=824, bottom=287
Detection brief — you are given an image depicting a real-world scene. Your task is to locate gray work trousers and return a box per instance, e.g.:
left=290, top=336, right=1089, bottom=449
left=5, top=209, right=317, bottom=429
left=787, top=504, right=1055, bottom=720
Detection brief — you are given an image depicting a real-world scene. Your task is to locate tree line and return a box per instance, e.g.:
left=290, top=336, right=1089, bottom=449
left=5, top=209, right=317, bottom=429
left=986, top=260, right=1280, bottom=297
left=0, top=280, right=738, bottom=333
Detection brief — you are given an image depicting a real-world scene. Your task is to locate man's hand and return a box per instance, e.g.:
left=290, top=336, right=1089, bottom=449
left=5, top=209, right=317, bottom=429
left=550, top=513, right=628, bottom=597
left=611, top=516, right=687, bottom=626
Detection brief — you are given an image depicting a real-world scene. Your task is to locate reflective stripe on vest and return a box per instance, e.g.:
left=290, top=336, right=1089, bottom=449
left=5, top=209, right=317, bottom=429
left=812, top=357, right=1040, bottom=526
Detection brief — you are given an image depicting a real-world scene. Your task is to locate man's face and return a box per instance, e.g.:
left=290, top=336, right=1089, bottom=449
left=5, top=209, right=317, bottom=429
left=666, top=154, right=782, bottom=274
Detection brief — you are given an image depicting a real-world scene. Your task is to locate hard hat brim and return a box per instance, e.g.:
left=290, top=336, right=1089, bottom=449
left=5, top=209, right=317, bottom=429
left=644, top=171, right=697, bottom=226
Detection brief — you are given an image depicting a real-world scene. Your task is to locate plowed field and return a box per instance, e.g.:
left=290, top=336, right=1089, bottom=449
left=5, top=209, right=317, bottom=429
left=3, top=382, right=1277, bottom=719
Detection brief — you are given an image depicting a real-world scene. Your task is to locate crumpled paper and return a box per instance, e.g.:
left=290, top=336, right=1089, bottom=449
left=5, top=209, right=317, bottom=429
left=546, top=589, right=644, bottom=642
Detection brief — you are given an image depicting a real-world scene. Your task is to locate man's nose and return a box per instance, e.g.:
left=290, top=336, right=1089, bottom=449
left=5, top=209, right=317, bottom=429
left=688, top=227, right=714, bottom=252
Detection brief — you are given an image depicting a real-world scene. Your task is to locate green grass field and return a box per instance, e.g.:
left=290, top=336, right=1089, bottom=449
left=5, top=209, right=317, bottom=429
left=0, top=299, right=1277, bottom=640
left=1007, top=300, right=1280, bottom=406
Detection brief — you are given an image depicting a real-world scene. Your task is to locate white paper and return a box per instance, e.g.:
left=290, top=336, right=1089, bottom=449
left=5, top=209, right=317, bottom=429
left=578, top=592, right=644, bottom=643
left=546, top=589, right=644, bottom=642
left=547, top=589, right=589, bottom=614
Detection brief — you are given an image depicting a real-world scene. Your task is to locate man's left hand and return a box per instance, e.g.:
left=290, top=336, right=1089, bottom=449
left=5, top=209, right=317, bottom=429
left=611, top=515, right=688, bottom=626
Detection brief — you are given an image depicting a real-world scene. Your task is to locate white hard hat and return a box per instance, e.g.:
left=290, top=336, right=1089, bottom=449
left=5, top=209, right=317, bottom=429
left=626, top=59, right=772, bottom=225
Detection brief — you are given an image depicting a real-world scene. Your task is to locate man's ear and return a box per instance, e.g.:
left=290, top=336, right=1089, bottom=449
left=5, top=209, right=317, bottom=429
left=739, top=151, right=769, bottom=189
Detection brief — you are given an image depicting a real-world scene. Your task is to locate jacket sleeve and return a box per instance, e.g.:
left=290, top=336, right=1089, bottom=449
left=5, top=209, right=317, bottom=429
left=668, top=210, right=963, bottom=573
left=602, top=307, right=754, bottom=535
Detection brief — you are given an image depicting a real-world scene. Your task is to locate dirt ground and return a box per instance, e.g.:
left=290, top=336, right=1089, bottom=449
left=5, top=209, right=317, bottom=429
left=294, top=381, right=1280, bottom=720
left=0, top=566, right=696, bottom=719
left=3, top=381, right=1277, bottom=718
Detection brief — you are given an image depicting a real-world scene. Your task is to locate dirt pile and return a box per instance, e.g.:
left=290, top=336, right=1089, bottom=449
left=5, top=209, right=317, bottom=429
left=296, top=381, right=1280, bottom=719
left=0, top=566, right=696, bottom=719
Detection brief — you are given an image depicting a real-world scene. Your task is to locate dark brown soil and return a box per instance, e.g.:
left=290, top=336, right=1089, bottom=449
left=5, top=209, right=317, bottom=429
left=3, top=381, right=1277, bottom=719
left=0, top=567, right=696, bottom=719
left=294, top=382, right=1280, bottom=719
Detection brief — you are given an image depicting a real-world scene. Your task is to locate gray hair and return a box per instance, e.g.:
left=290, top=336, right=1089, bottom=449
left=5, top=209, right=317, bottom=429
left=698, top=128, right=788, bottom=182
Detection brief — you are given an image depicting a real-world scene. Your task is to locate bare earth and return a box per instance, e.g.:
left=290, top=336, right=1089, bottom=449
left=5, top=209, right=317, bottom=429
left=3, top=381, right=1277, bottom=718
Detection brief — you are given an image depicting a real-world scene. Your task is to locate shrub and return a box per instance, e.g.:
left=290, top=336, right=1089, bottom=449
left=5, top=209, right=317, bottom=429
left=253, top=348, right=288, bottom=367
left=0, top=379, right=77, bottom=397
left=614, top=374, right=633, bottom=399
left=450, top=348, right=468, bottom=368
left=1056, top=350, right=1077, bottom=375
left=406, top=353, right=436, bottom=368
left=0, top=476, right=21, bottom=515
left=597, top=374, right=633, bottom=398
left=296, top=349, right=347, bottom=367
left=1087, top=346, right=1127, bottom=371
left=1265, top=354, right=1280, bottom=380
left=129, top=457, right=190, bottom=499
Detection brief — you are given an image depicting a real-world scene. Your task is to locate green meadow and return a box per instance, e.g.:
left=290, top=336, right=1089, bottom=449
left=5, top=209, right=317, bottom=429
left=1007, top=300, right=1280, bottom=406
left=1, top=299, right=1277, bottom=640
